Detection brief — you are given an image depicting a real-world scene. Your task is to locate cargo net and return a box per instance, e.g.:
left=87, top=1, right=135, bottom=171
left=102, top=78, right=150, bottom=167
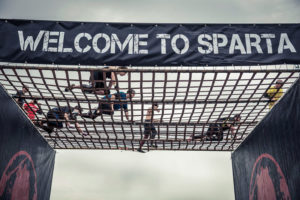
left=0, top=63, right=299, bottom=151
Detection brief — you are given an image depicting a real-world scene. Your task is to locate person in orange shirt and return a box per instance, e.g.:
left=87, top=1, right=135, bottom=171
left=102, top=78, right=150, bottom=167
left=23, top=99, right=42, bottom=121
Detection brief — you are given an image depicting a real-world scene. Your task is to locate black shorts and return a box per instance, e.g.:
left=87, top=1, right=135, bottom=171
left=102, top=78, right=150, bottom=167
left=82, top=84, right=110, bottom=95
left=47, top=112, right=63, bottom=128
left=82, top=84, right=93, bottom=94
left=93, top=71, right=110, bottom=90
left=144, top=120, right=157, bottom=138
left=98, top=103, right=114, bottom=115
left=206, top=124, right=223, bottom=141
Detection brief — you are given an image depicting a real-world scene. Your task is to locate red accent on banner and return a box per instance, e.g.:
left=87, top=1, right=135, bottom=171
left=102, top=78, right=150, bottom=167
left=0, top=151, right=37, bottom=200
left=249, top=153, right=290, bottom=200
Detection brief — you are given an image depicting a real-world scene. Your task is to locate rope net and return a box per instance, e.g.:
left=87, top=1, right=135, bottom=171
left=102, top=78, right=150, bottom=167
left=0, top=63, right=299, bottom=151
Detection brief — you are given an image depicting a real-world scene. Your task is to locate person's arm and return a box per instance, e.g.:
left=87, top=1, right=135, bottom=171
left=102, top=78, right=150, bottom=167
left=109, top=72, right=117, bottom=89
left=23, top=104, right=29, bottom=115
left=266, top=87, right=275, bottom=99
left=110, top=94, right=115, bottom=112
left=125, top=110, right=130, bottom=121
left=13, top=90, right=21, bottom=98
left=153, top=119, right=160, bottom=123
left=230, top=126, right=236, bottom=136
left=64, top=113, right=71, bottom=127
left=123, top=102, right=132, bottom=121
left=75, top=122, right=86, bottom=135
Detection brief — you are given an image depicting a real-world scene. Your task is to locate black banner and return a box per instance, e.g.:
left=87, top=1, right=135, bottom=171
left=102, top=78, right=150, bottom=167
left=232, top=79, right=300, bottom=199
left=0, top=85, right=55, bottom=200
left=0, top=19, right=300, bottom=66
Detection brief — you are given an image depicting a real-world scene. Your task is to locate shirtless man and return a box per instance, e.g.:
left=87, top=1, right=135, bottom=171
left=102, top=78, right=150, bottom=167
left=137, top=103, right=161, bottom=153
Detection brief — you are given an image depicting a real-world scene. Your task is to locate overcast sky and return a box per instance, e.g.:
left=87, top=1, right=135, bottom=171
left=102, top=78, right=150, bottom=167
left=0, top=0, right=299, bottom=200
left=0, top=0, right=300, bottom=23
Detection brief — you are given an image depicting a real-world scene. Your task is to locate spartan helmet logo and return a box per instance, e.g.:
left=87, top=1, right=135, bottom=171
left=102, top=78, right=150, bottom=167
left=0, top=151, right=37, bottom=200
left=249, top=153, right=290, bottom=200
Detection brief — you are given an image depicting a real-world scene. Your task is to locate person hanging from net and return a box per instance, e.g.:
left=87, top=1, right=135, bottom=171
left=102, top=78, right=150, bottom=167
left=65, top=66, right=128, bottom=95
left=37, top=105, right=87, bottom=136
left=82, top=89, right=135, bottom=121
left=263, top=79, right=284, bottom=109
left=137, top=103, right=161, bottom=153
left=188, top=114, right=241, bottom=141
left=12, top=85, right=29, bottom=107
left=23, top=99, right=43, bottom=122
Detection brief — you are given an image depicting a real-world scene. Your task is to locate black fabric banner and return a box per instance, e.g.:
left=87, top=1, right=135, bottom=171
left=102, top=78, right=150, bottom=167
left=0, top=19, right=300, bottom=66
left=0, top=85, right=55, bottom=200
left=232, top=79, right=300, bottom=200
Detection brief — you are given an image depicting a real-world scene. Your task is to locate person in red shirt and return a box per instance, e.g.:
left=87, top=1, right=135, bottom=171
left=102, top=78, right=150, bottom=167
left=23, top=99, right=42, bottom=121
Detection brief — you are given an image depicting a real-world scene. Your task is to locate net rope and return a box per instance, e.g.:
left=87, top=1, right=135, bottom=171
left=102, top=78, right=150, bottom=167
left=0, top=63, right=299, bottom=151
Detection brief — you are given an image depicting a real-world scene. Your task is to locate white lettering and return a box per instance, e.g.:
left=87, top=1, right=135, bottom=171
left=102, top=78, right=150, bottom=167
left=198, top=34, right=213, bottom=54
left=229, top=34, right=246, bottom=54
left=156, top=34, right=171, bottom=54
left=111, top=34, right=133, bottom=54
left=212, top=34, right=228, bottom=54
left=92, top=33, right=110, bottom=53
left=171, top=34, right=189, bottom=54
left=134, top=34, right=148, bottom=54
left=74, top=33, right=92, bottom=53
left=245, top=34, right=263, bottom=54
left=42, top=31, right=50, bottom=52
left=47, top=31, right=59, bottom=52
left=18, top=30, right=45, bottom=51
left=278, top=33, right=296, bottom=53
left=58, top=32, right=73, bottom=53
left=261, top=34, right=275, bottom=54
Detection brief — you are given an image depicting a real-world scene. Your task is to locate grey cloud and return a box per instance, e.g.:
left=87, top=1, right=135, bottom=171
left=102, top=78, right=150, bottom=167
left=0, top=0, right=299, bottom=23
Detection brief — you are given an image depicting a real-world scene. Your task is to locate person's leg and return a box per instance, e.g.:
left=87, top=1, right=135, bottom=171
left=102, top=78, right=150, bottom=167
left=193, top=135, right=205, bottom=140
left=206, top=124, right=221, bottom=141
left=94, top=90, right=106, bottom=95
left=64, top=84, right=75, bottom=92
left=139, top=134, right=149, bottom=150
left=137, top=124, right=151, bottom=153
left=81, top=109, right=99, bottom=119
left=215, top=127, right=224, bottom=141
left=150, top=125, right=158, bottom=148
left=42, top=112, right=60, bottom=133
left=41, top=125, right=54, bottom=133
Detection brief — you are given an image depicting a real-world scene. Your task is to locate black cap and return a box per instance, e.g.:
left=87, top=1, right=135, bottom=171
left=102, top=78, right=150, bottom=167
left=127, top=89, right=135, bottom=95
left=74, top=105, right=82, bottom=112
left=234, top=114, right=241, bottom=119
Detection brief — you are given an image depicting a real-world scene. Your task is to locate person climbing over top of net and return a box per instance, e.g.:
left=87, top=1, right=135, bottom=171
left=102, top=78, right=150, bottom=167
left=37, top=105, right=87, bottom=136
left=82, top=89, right=135, bottom=121
left=65, top=66, right=128, bottom=95
left=188, top=114, right=241, bottom=142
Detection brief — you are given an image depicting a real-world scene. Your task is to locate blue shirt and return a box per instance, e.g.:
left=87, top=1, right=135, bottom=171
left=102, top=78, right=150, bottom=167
left=102, top=92, right=128, bottom=111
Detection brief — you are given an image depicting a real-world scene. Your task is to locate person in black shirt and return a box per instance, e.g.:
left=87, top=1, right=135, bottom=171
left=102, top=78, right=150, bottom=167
left=188, top=114, right=241, bottom=141
left=13, top=85, right=29, bottom=107
left=38, top=105, right=87, bottom=136
left=65, top=66, right=128, bottom=95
